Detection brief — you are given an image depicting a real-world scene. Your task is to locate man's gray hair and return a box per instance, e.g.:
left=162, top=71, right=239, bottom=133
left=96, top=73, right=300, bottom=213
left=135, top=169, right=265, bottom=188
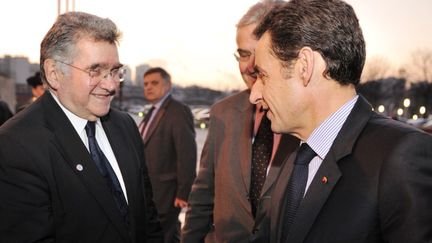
left=236, top=0, right=284, bottom=28
left=40, top=11, right=121, bottom=83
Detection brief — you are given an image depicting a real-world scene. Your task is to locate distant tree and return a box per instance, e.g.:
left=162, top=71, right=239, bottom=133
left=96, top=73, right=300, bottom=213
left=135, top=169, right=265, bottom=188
left=357, top=77, right=406, bottom=116
left=406, top=48, right=432, bottom=82
left=361, top=56, right=391, bottom=82
left=406, top=81, right=432, bottom=117
left=381, top=78, right=406, bottom=116
left=357, top=80, right=382, bottom=106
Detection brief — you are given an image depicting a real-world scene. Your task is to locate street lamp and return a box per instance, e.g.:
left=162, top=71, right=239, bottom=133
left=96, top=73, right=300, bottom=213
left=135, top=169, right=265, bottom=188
left=397, top=108, right=404, bottom=116
left=403, top=98, right=411, bottom=108
left=377, top=105, right=385, bottom=113
left=403, top=98, right=411, bottom=118
left=419, top=106, right=426, bottom=117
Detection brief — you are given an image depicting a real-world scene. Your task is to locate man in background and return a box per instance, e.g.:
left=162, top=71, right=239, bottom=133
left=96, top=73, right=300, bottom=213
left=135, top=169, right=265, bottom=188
left=27, top=72, right=46, bottom=102
left=17, top=72, right=46, bottom=112
left=181, top=1, right=298, bottom=242
left=140, top=67, right=197, bottom=243
left=0, top=100, right=13, bottom=126
left=249, top=0, right=432, bottom=242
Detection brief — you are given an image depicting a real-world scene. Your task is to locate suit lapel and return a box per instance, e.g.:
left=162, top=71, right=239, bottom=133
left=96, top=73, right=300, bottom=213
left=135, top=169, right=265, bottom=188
left=236, top=92, right=255, bottom=194
left=270, top=152, right=296, bottom=243
left=102, top=115, right=140, bottom=241
left=261, top=134, right=299, bottom=197
left=42, top=93, right=131, bottom=243
left=285, top=96, right=374, bottom=243
left=144, top=96, right=171, bottom=144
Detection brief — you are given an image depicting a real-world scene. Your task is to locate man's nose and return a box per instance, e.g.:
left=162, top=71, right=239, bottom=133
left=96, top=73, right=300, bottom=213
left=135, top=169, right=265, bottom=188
left=249, top=78, right=263, bottom=105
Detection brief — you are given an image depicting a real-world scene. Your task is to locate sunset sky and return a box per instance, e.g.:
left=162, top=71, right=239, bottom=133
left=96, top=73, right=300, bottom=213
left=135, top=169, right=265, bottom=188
left=1, top=0, right=431, bottom=90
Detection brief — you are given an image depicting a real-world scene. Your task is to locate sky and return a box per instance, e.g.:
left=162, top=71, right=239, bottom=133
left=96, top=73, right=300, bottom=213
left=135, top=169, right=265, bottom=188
left=1, top=0, right=431, bottom=90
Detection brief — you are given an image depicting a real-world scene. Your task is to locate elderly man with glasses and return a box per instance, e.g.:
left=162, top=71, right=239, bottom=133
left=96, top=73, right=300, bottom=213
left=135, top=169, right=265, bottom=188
left=0, top=12, right=162, bottom=243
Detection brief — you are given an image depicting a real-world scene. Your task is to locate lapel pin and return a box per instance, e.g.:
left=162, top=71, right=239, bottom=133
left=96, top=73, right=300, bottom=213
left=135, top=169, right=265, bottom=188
left=322, top=176, right=328, bottom=184
left=76, top=164, right=83, bottom=171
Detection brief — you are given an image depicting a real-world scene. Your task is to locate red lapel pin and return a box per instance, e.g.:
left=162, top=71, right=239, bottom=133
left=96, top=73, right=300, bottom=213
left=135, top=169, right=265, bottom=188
left=322, top=176, right=328, bottom=184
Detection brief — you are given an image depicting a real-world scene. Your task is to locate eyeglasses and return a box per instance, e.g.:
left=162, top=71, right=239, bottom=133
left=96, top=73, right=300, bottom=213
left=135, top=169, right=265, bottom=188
left=56, top=60, right=126, bottom=85
left=234, top=49, right=254, bottom=62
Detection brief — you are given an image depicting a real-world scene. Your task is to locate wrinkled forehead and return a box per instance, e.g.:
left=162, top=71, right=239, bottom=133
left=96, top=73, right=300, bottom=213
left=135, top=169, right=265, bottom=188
left=72, top=38, right=121, bottom=68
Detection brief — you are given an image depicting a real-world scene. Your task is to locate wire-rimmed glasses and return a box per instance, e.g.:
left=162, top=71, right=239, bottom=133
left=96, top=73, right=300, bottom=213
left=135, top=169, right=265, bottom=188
left=56, top=60, right=126, bottom=85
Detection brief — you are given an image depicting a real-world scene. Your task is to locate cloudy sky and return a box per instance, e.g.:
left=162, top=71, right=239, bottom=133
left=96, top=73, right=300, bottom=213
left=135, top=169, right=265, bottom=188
left=1, top=0, right=431, bottom=90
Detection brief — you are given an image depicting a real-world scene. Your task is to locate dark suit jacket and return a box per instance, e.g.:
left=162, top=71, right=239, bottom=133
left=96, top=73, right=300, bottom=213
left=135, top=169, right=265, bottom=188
left=181, top=90, right=298, bottom=243
left=0, top=100, right=13, bottom=126
left=0, top=92, right=162, bottom=243
left=251, top=96, right=432, bottom=243
left=143, top=95, right=197, bottom=220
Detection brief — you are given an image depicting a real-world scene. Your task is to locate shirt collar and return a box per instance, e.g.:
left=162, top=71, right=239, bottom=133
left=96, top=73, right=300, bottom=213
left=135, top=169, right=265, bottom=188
left=306, top=95, right=359, bottom=160
left=50, top=91, right=100, bottom=135
left=152, top=92, right=170, bottom=110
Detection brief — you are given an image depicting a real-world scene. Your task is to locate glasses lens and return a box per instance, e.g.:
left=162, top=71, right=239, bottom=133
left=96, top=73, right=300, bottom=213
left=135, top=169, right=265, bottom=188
left=234, top=52, right=240, bottom=62
left=118, top=68, right=126, bottom=82
left=88, top=67, right=126, bottom=85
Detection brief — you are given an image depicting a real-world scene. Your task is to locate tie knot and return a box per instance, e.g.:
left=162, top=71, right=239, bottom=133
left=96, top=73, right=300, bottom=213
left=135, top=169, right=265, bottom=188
left=85, top=121, right=96, bottom=138
left=143, top=106, right=155, bottom=123
left=294, top=143, right=316, bottom=165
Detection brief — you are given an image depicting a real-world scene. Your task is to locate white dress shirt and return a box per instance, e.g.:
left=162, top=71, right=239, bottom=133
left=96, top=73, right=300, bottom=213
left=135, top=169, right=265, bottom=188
left=51, top=92, right=128, bottom=202
left=304, top=95, right=359, bottom=194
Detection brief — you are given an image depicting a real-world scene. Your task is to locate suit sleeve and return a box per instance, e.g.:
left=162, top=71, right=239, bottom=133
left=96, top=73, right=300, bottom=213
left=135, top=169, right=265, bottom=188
left=172, top=105, right=197, bottom=201
left=181, top=108, right=217, bottom=242
left=141, top=156, right=164, bottom=242
left=0, top=134, right=54, bottom=242
left=379, top=131, right=432, bottom=243
left=125, top=113, right=163, bottom=242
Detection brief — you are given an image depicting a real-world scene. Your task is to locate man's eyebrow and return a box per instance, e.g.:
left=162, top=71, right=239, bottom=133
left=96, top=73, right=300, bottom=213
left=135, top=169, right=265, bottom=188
left=88, top=63, right=123, bottom=70
left=237, top=48, right=252, bottom=54
left=113, top=63, right=124, bottom=69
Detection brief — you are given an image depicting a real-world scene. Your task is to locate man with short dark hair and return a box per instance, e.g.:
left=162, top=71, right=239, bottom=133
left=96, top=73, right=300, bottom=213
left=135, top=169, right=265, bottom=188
left=17, top=72, right=46, bottom=112
left=249, top=0, right=432, bottom=242
left=0, top=100, right=13, bottom=126
left=141, top=67, right=197, bottom=243
left=27, top=72, right=45, bottom=101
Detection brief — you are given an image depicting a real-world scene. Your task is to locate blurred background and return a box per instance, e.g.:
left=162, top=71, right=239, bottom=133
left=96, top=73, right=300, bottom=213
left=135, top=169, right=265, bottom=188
left=1, top=0, right=432, bottom=132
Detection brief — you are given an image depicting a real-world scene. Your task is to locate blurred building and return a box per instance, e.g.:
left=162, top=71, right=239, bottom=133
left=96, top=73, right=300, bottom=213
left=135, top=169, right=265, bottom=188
left=0, top=56, right=39, bottom=110
left=134, top=64, right=151, bottom=86
left=0, top=56, right=39, bottom=84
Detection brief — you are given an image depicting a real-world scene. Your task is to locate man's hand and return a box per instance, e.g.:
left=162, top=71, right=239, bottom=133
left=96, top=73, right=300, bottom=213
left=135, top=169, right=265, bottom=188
left=174, top=198, right=188, bottom=208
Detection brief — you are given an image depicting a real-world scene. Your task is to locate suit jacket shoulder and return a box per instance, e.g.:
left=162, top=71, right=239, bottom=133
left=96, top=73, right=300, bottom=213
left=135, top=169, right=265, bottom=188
left=210, top=90, right=251, bottom=115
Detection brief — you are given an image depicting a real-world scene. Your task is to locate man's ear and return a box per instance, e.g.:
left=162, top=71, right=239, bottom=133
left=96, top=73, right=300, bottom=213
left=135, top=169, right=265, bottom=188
left=44, top=59, right=60, bottom=90
left=297, top=47, right=314, bottom=86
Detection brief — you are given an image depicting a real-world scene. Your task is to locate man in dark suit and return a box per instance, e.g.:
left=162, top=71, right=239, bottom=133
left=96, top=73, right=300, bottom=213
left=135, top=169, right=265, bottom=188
left=181, top=2, right=298, bottom=242
left=140, top=67, right=197, bottom=243
left=0, top=12, right=162, bottom=243
left=17, top=72, right=46, bottom=112
left=249, top=0, right=432, bottom=242
left=0, top=100, right=13, bottom=126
